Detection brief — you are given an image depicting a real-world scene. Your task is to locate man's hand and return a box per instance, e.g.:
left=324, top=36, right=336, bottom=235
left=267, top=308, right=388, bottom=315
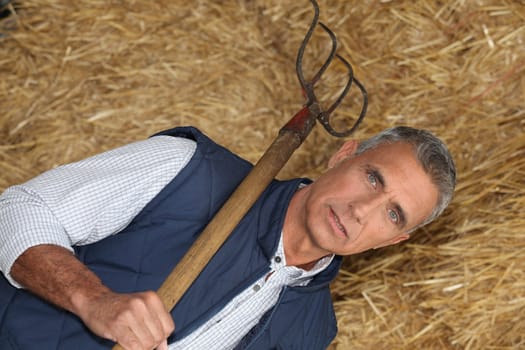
left=11, top=244, right=174, bottom=350
left=77, top=289, right=175, bottom=350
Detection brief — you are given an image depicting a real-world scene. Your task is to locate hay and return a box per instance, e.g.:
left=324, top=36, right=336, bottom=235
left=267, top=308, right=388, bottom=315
left=1, top=0, right=523, bottom=348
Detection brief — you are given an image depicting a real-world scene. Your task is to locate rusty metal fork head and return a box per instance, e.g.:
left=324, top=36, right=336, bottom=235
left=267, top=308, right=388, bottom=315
left=296, top=0, right=368, bottom=138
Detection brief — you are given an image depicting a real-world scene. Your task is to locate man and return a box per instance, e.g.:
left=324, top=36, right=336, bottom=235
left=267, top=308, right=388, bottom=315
left=0, top=125, right=455, bottom=350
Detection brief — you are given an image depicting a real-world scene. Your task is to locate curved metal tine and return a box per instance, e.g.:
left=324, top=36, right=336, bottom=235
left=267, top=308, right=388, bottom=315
left=324, top=54, right=354, bottom=116
left=345, top=77, right=369, bottom=135
left=318, top=55, right=368, bottom=137
left=334, top=77, right=368, bottom=137
left=296, top=0, right=319, bottom=103
left=309, top=22, right=338, bottom=87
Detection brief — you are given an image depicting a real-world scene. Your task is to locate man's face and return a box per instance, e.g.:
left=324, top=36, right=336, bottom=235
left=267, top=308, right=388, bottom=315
left=292, top=140, right=439, bottom=257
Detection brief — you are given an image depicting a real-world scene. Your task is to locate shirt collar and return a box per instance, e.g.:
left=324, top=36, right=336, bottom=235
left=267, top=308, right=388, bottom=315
left=273, top=231, right=335, bottom=286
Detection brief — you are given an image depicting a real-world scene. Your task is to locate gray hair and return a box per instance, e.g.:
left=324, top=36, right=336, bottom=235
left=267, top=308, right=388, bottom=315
left=356, top=126, right=456, bottom=229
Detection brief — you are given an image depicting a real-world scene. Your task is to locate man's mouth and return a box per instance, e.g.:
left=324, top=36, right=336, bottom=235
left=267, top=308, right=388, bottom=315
left=330, top=207, right=348, bottom=238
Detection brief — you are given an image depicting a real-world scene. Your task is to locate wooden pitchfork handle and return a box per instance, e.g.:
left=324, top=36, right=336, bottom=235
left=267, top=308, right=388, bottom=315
left=110, top=111, right=316, bottom=350
left=153, top=106, right=317, bottom=307
left=111, top=0, right=367, bottom=348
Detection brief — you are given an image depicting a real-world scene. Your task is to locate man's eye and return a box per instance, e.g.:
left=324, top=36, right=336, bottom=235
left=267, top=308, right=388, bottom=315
left=388, top=209, right=399, bottom=224
left=367, top=172, right=377, bottom=187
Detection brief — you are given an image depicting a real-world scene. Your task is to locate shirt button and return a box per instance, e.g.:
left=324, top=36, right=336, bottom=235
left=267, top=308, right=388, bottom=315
left=274, top=256, right=282, bottom=263
left=253, top=284, right=261, bottom=292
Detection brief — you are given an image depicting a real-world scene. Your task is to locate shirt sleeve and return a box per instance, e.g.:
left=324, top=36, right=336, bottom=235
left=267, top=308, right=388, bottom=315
left=0, top=135, right=196, bottom=287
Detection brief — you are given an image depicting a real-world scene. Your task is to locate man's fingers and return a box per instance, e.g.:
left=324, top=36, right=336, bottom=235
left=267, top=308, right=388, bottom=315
left=120, top=292, right=173, bottom=349
left=156, top=340, right=169, bottom=350
left=79, top=290, right=174, bottom=350
left=145, top=291, right=175, bottom=337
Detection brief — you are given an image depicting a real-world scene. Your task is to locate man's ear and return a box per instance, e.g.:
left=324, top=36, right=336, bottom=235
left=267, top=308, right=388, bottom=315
left=328, top=140, right=359, bottom=168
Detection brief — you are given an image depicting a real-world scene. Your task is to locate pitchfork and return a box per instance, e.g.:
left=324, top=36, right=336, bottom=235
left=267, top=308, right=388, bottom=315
left=112, top=0, right=367, bottom=348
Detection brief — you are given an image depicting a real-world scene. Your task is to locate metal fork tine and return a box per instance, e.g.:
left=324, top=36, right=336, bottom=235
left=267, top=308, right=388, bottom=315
left=309, top=22, right=337, bottom=86
left=318, top=53, right=368, bottom=137
left=295, top=0, right=319, bottom=100
left=325, top=54, right=354, bottom=116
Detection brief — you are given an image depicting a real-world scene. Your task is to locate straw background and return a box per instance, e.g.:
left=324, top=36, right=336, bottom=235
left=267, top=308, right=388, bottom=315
left=1, top=0, right=523, bottom=349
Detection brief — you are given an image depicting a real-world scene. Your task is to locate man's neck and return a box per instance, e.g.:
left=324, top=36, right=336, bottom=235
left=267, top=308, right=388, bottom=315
left=282, top=233, right=328, bottom=270
left=282, top=187, right=330, bottom=270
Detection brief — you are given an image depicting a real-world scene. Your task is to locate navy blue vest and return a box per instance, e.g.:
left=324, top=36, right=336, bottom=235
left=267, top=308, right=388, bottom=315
left=0, top=127, right=341, bottom=349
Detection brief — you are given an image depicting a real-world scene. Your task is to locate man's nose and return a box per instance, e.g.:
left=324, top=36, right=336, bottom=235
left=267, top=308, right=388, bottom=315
left=352, top=193, right=385, bottom=224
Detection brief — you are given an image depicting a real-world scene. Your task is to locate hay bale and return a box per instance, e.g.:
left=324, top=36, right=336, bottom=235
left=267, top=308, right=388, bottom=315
left=1, top=0, right=523, bottom=348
